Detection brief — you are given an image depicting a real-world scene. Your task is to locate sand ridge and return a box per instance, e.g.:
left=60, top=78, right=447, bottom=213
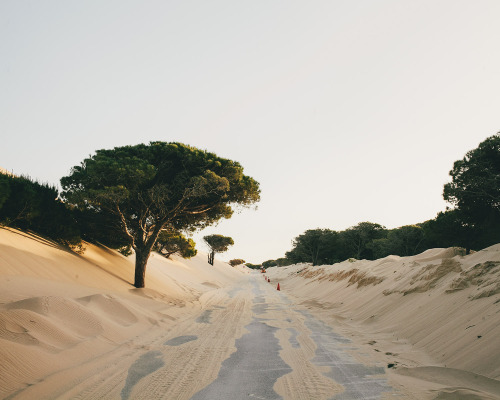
left=266, top=245, right=500, bottom=399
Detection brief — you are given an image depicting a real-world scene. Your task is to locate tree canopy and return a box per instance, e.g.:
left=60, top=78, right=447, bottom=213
left=442, top=134, right=500, bottom=250
left=245, top=263, right=262, bottom=270
left=0, top=173, right=81, bottom=249
left=285, top=229, right=339, bottom=266
left=342, top=222, right=386, bottom=260
left=229, top=259, right=245, bottom=267
left=444, top=134, right=500, bottom=218
left=262, top=259, right=278, bottom=268
left=61, top=142, right=260, bottom=287
left=203, top=234, right=234, bottom=265
left=154, top=231, right=197, bottom=259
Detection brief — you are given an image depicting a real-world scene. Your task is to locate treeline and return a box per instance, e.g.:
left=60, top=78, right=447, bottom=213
left=2, top=133, right=499, bottom=270
left=0, top=173, right=82, bottom=248
left=0, top=173, right=199, bottom=258
left=261, top=133, right=500, bottom=267
left=274, top=210, right=500, bottom=266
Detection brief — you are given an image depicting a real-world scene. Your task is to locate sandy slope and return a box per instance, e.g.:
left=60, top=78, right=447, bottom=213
left=0, top=227, right=247, bottom=399
left=1, top=226, right=500, bottom=399
left=266, top=246, right=500, bottom=399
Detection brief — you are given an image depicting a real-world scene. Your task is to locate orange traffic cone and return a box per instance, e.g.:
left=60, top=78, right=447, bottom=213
left=277, top=283, right=280, bottom=291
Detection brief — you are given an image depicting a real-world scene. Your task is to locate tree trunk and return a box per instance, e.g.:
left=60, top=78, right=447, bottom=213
left=134, top=248, right=151, bottom=288
left=208, top=250, right=215, bottom=265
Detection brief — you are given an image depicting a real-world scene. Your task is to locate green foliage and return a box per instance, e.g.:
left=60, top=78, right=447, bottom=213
left=285, top=229, right=339, bottom=266
left=371, top=225, right=426, bottom=258
left=340, top=222, right=386, bottom=260
left=275, top=257, right=292, bottom=267
left=442, top=134, right=500, bottom=251
left=61, top=142, right=260, bottom=287
left=420, top=209, right=500, bottom=253
left=0, top=174, right=10, bottom=210
left=262, top=259, right=278, bottom=268
left=229, top=259, right=245, bottom=267
left=154, top=231, right=197, bottom=259
left=72, top=207, right=130, bottom=249
left=203, top=234, right=234, bottom=253
left=0, top=174, right=81, bottom=247
left=0, top=175, right=41, bottom=227
left=284, top=222, right=427, bottom=265
left=422, top=210, right=471, bottom=249
left=245, top=263, right=262, bottom=270
left=203, top=234, right=234, bottom=265
left=444, top=134, right=500, bottom=218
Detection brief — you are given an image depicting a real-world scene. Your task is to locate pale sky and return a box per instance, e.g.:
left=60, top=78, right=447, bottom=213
left=1, top=1, right=499, bottom=263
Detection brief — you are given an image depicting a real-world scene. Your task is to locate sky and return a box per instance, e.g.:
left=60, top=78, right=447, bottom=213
left=1, top=0, right=499, bottom=263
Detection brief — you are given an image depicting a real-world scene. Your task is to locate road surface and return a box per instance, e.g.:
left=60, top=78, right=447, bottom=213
left=11, top=274, right=396, bottom=399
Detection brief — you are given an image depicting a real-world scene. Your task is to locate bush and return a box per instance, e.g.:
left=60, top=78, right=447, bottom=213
left=0, top=174, right=82, bottom=247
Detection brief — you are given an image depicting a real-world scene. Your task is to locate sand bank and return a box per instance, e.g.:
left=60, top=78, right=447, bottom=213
left=0, top=227, right=246, bottom=399
left=2, top=226, right=500, bottom=399
left=266, top=245, right=500, bottom=399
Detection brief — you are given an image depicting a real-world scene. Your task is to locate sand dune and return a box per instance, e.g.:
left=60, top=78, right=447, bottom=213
left=266, top=245, right=500, bottom=399
left=1, top=226, right=500, bottom=399
left=0, top=227, right=245, bottom=399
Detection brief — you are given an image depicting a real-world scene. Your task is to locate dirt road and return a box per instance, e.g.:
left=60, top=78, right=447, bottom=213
left=10, top=274, right=396, bottom=400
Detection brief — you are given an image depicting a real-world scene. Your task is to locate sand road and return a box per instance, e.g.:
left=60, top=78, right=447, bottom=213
left=8, top=273, right=396, bottom=400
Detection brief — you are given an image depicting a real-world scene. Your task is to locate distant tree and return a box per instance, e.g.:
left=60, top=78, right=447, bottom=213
left=275, top=257, right=292, bottom=267
left=340, top=222, right=386, bottom=260
left=154, top=231, right=197, bottom=259
left=386, top=225, right=426, bottom=256
left=0, top=175, right=40, bottom=228
left=229, top=259, right=245, bottom=267
left=245, top=263, right=262, bottom=270
left=444, top=134, right=500, bottom=220
left=61, top=142, right=260, bottom=287
left=368, top=238, right=391, bottom=259
left=0, top=174, right=82, bottom=249
left=203, top=234, right=234, bottom=265
left=422, top=210, right=478, bottom=253
left=262, top=259, right=278, bottom=268
left=0, top=174, right=10, bottom=210
left=286, top=229, right=339, bottom=265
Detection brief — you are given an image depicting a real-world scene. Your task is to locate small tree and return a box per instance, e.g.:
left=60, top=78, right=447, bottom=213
left=229, top=259, right=245, bottom=267
left=154, top=231, right=197, bottom=259
left=203, top=234, right=234, bottom=265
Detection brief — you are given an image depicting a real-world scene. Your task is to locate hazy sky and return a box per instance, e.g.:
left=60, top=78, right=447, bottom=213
left=1, top=1, right=499, bottom=263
